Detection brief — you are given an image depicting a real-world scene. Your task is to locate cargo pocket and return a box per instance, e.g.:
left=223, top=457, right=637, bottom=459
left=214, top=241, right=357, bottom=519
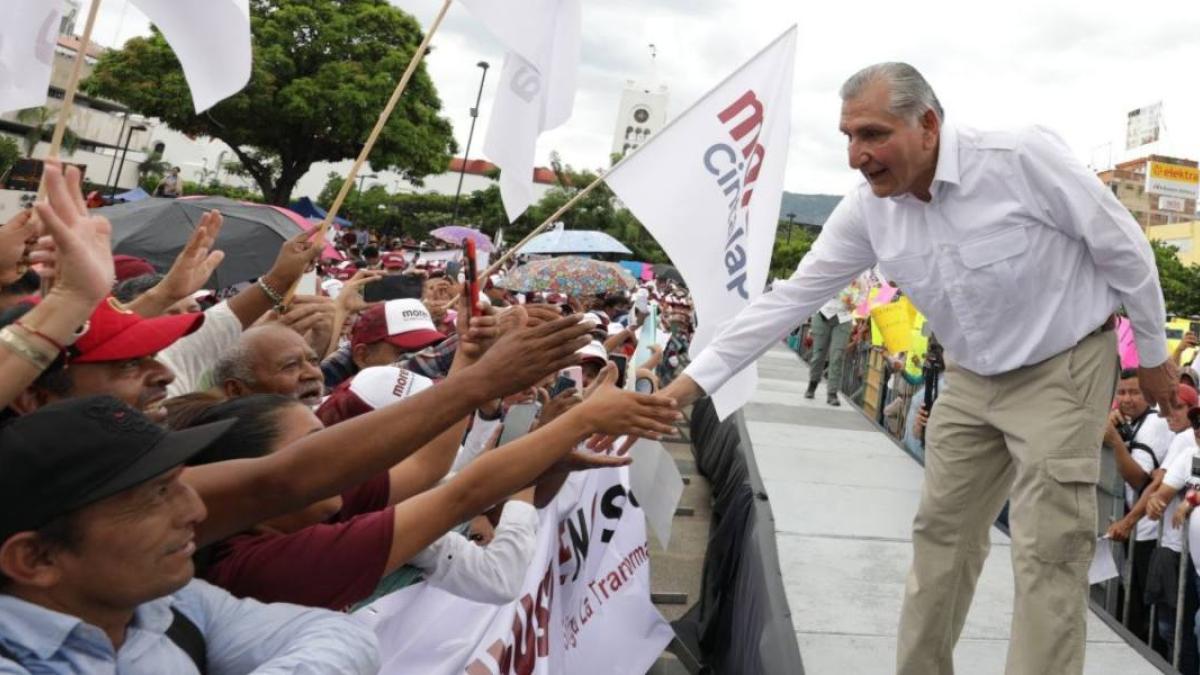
left=1035, top=455, right=1099, bottom=563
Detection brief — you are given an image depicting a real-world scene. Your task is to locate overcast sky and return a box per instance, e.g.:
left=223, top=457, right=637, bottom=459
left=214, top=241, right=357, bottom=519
left=80, top=0, right=1200, bottom=196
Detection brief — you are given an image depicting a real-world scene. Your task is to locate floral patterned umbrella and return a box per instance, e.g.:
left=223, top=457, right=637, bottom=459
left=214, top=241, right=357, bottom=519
left=497, top=256, right=635, bottom=297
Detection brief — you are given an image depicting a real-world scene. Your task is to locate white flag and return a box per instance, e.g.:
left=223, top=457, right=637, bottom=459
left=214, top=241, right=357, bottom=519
left=0, top=0, right=60, bottom=115
left=460, top=0, right=581, bottom=222
left=130, top=0, right=251, bottom=113
left=605, top=27, right=796, bottom=419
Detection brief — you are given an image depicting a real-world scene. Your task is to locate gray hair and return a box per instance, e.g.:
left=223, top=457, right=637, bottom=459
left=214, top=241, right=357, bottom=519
left=840, top=62, right=943, bottom=123
left=212, top=342, right=257, bottom=388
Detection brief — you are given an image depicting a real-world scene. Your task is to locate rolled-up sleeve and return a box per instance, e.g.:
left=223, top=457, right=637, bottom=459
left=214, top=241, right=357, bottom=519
left=181, top=579, right=379, bottom=674
left=1015, top=126, right=1169, bottom=368
left=684, top=191, right=876, bottom=395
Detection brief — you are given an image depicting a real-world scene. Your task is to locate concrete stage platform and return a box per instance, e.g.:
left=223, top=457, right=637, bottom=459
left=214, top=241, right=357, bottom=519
left=749, top=344, right=1161, bottom=675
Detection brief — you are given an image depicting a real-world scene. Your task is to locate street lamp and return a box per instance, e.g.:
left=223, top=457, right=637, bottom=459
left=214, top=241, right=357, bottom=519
left=451, top=60, right=490, bottom=225
left=358, top=173, right=378, bottom=195
left=110, top=123, right=148, bottom=199
left=213, top=150, right=228, bottom=186
left=103, top=111, right=131, bottom=193
left=785, top=211, right=796, bottom=244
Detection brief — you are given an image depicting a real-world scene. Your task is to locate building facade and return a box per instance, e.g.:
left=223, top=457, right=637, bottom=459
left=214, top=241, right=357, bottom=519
left=1097, top=154, right=1198, bottom=230
left=610, top=80, right=668, bottom=158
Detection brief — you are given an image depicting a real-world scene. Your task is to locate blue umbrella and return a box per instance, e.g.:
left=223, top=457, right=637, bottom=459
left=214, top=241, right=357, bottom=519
left=519, top=229, right=632, bottom=255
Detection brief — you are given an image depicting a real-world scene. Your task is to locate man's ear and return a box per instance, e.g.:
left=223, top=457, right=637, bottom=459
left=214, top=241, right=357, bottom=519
left=0, top=533, right=64, bottom=589
left=222, top=379, right=247, bottom=398
left=921, top=108, right=940, bottom=148
left=351, top=343, right=370, bottom=369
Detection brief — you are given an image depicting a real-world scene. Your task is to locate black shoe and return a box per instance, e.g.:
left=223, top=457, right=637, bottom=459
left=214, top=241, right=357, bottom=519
left=826, top=394, right=840, bottom=407
left=805, top=382, right=818, bottom=399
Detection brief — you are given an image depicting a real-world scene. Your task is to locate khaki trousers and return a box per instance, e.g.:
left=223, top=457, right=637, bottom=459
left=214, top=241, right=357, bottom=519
left=896, top=330, right=1118, bottom=675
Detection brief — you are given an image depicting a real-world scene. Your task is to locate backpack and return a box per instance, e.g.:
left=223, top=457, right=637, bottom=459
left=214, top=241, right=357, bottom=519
left=0, top=606, right=206, bottom=673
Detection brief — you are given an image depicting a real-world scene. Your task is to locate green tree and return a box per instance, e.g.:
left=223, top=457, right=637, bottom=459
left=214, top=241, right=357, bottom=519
left=16, top=107, right=80, bottom=158
left=1151, top=239, right=1200, bottom=317
left=0, top=136, right=20, bottom=180
left=769, top=224, right=815, bottom=280
left=85, top=0, right=456, bottom=205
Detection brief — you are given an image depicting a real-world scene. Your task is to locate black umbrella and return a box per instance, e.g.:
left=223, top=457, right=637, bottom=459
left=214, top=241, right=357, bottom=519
left=653, top=264, right=685, bottom=285
left=98, top=196, right=304, bottom=289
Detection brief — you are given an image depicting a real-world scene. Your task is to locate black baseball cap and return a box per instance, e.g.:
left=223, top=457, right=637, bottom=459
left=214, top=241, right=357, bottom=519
left=0, top=396, right=236, bottom=543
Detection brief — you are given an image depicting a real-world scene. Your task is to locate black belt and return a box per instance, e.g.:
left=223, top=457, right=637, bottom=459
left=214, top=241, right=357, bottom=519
left=1086, top=314, right=1118, bottom=338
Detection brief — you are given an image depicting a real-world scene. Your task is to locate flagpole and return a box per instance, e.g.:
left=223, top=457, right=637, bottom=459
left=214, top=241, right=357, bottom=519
left=32, top=0, right=103, bottom=296
left=283, top=0, right=454, bottom=304
left=45, top=0, right=103, bottom=176
left=480, top=25, right=798, bottom=284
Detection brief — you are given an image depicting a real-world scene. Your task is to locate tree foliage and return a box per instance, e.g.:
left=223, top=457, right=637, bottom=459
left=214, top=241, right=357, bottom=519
left=85, top=0, right=456, bottom=205
left=16, top=107, right=79, bottom=158
left=0, top=136, right=20, bottom=179
left=1151, top=239, right=1200, bottom=317
left=769, top=225, right=816, bottom=281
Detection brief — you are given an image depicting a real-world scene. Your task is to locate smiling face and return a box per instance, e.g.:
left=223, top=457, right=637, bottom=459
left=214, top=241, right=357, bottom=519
left=65, top=357, right=175, bottom=424
left=839, top=78, right=940, bottom=201
left=46, top=466, right=205, bottom=609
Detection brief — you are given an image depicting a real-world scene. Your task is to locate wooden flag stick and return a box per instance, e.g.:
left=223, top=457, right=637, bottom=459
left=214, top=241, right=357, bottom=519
left=33, top=0, right=103, bottom=296
left=283, top=0, right=453, bottom=304
left=44, top=0, right=103, bottom=180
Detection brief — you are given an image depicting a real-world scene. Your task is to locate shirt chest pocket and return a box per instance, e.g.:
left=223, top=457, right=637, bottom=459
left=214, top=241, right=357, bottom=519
left=954, top=226, right=1029, bottom=310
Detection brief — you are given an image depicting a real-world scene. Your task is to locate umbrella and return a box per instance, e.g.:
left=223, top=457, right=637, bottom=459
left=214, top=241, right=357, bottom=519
left=498, top=257, right=635, bottom=297
left=265, top=205, right=343, bottom=261
left=653, top=264, right=685, bottom=285
left=112, top=186, right=150, bottom=203
left=98, top=196, right=328, bottom=289
left=430, top=225, right=494, bottom=252
left=519, top=229, right=632, bottom=255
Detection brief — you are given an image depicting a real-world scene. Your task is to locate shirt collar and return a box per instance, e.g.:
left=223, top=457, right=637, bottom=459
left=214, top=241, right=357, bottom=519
left=0, top=594, right=85, bottom=659
left=0, top=591, right=176, bottom=660
left=931, top=121, right=961, bottom=190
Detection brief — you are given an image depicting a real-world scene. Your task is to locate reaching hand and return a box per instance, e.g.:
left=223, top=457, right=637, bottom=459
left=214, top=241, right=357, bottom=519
left=157, top=210, right=225, bottom=301
left=268, top=228, right=325, bottom=288
left=277, top=295, right=336, bottom=354
left=472, top=307, right=592, bottom=399
left=575, top=363, right=680, bottom=439
left=456, top=294, right=499, bottom=362
left=335, top=269, right=385, bottom=315
left=1139, top=360, right=1182, bottom=417
left=0, top=209, right=37, bottom=284
left=535, top=386, right=582, bottom=429
left=29, top=163, right=113, bottom=306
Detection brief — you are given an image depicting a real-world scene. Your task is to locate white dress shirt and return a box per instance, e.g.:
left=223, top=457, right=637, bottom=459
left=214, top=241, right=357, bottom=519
left=161, top=301, right=244, bottom=398
left=686, top=123, right=1167, bottom=393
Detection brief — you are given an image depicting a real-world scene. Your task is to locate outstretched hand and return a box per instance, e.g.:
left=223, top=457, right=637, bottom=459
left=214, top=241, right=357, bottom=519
left=156, top=210, right=225, bottom=301
left=29, top=162, right=114, bottom=306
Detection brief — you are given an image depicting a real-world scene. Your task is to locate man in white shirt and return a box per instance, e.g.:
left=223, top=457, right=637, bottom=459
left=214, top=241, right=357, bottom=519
left=1103, top=370, right=1179, bottom=642
left=662, top=62, right=1178, bottom=674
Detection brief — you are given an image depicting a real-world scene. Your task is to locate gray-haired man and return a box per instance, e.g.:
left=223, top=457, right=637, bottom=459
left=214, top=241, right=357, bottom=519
left=663, top=62, right=1176, bottom=673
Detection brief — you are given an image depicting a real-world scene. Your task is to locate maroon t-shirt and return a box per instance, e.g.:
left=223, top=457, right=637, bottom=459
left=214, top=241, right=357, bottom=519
left=201, top=472, right=394, bottom=611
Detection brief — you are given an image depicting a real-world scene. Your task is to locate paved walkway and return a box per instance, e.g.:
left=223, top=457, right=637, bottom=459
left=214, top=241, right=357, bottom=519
left=749, top=344, right=1161, bottom=675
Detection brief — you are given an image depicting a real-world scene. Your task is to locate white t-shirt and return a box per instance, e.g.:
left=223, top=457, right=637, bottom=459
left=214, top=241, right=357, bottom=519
left=1157, top=431, right=1197, bottom=552
left=1123, top=413, right=1177, bottom=541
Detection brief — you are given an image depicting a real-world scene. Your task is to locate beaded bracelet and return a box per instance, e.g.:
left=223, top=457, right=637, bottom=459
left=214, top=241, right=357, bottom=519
left=257, top=277, right=286, bottom=313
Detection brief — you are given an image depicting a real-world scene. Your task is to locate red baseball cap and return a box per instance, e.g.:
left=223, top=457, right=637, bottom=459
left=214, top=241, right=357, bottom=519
left=112, top=255, right=156, bottom=282
left=1179, top=383, right=1198, bottom=409
left=350, top=299, right=444, bottom=351
left=381, top=252, right=407, bottom=270
left=72, top=297, right=204, bottom=364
